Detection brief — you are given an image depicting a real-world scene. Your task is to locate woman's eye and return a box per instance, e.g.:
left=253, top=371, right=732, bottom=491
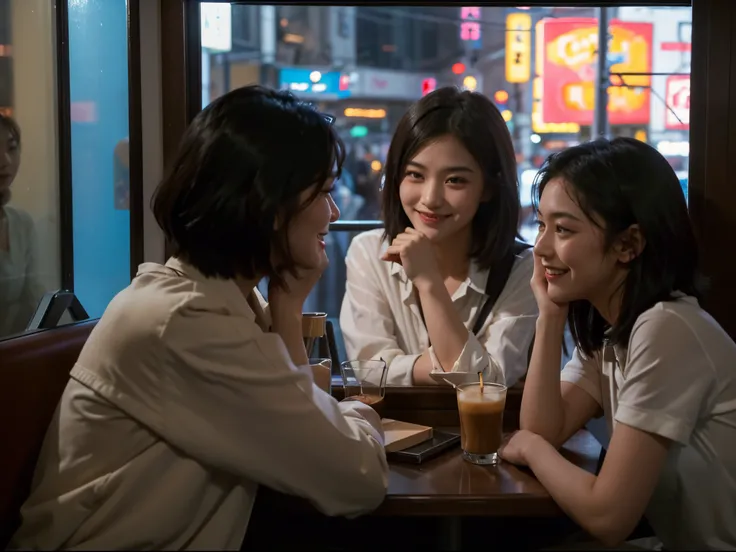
left=534, top=219, right=545, bottom=231
left=446, top=177, right=467, bottom=184
left=556, top=225, right=571, bottom=235
left=405, top=171, right=422, bottom=180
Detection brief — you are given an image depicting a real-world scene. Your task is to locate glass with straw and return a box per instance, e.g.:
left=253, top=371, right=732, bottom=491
left=456, top=371, right=508, bottom=465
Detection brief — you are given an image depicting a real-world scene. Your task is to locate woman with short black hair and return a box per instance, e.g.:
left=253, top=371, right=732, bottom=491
left=11, top=85, right=388, bottom=551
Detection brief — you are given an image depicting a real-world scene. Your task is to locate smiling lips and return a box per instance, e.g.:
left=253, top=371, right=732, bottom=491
left=416, top=210, right=449, bottom=225
left=544, top=266, right=569, bottom=281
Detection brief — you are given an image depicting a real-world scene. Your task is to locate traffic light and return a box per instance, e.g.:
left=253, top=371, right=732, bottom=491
left=452, top=62, right=466, bottom=75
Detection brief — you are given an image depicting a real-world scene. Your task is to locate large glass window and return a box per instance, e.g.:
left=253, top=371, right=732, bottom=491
left=199, top=3, right=692, bottom=317
left=68, top=0, right=131, bottom=318
left=0, top=0, right=136, bottom=341
left=0, top=0, right=61, bottom=339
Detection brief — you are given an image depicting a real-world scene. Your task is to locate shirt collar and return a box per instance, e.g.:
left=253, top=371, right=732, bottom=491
left=467, top=261, right=489, bottom=296
left=142, top=257, right=257, bottom=322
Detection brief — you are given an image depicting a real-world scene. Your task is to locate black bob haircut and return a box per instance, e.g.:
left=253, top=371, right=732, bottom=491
left=152, top=85, right=344, bottom=287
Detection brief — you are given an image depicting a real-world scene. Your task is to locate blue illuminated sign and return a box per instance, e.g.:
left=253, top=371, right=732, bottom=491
left=278, top=68, right=351, bottom=99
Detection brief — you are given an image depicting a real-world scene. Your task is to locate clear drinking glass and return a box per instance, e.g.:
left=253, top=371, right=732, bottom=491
left=339, top=359, right=388, bottom=417
left=456, top=382, right=507, bottom=465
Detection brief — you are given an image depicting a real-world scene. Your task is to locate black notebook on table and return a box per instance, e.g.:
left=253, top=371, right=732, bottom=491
left=387, top=430, right=461, bottom=464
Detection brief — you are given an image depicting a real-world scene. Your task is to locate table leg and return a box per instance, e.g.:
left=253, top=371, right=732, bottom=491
left=438, top=517, right=462, bottom=551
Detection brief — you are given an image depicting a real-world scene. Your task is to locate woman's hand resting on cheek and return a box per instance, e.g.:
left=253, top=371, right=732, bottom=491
left=380, top=227, right=442, bottom=292
left=268, top=264, right=326, bottom=367
left=530, top=251, right=569, bottom=322
left=268, top=265, right=325, bottom=314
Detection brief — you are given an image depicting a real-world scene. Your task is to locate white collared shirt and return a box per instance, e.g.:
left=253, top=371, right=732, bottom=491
left=339, top=229, right=538, bottom=386
left=561, top=296, right=736, bottom=550
left=11, top=258, right=388, bottom=551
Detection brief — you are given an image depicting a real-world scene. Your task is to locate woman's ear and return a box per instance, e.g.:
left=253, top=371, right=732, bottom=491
left=614, top=224, right=646, bottom=264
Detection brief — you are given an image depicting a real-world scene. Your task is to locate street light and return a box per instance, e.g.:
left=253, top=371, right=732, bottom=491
left=463, top=75, right=478, bottom=91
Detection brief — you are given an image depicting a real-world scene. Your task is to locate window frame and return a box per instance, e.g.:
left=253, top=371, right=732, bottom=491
left=160, top=0, right=736, bottom=339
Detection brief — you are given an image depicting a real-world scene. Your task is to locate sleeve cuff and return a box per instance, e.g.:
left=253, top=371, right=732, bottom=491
left=428, top=338, right=505, bottom=384
left=337, top=401, right=386, bottom=445
left=428, top=334, right=483, bottom=373
left=386, top=354, right=421, bottom=386
left=614, top=403, right=692, bottom=445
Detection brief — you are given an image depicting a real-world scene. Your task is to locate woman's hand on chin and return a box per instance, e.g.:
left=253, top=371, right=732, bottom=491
left=269, top=264, right=325, bottom=314
left=381, top=227, right=442, bottom=292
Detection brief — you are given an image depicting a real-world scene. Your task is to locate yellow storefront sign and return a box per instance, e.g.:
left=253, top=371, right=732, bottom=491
left=506, top=13, right=532, bottom=83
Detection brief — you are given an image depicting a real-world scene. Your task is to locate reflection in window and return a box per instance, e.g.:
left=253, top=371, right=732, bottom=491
left=0, top=0, right=61, bottom=340
left=200, top=3, right=692, bottom=317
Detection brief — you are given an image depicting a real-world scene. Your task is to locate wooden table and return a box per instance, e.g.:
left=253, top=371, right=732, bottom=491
left=245, top=428, right=601, bottom=551
left=376, top=428, right=600, bottom=517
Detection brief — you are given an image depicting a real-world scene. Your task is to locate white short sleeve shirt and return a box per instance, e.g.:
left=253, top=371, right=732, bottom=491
left=340, top=229, right=538, bottom=386
left=561, top=296, right=736, bottom=550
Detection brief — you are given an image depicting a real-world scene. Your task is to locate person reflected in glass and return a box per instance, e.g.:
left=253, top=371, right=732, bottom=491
left=500, top=138, right=736, bottom=550
left=0, top=114, right=44, bottom=338
left=340, top=87, right=538, bottom=387
left=11, top=86, right=388, bottom=550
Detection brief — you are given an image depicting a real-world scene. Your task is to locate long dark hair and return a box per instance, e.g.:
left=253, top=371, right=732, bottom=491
left=532, top=137, right=703, bottom=356
left=381, top=86, right=520, bottom=269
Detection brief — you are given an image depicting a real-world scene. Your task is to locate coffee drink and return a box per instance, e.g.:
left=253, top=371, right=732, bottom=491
left=343, top=393, right=385, bottom=418
left=456, top=383, right=506, bottom=465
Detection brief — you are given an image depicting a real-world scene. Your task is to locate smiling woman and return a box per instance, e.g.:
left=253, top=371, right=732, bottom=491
left=10, top=85, right=388, bottom=550
left=509, top=138, right=736, bottom=550
left=340, top=86, right=538, bottom=388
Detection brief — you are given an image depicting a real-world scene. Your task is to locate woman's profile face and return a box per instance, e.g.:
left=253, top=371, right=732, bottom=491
left=533, top=177, right=625, bottom=306
left=0, top=126, right=21, bottom=203
left=286, top=178, right=341, bottom=271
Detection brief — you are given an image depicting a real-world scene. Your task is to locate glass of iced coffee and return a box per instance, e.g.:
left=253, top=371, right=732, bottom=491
left=456, top=382, right=507, bottom=465
left=339, top=359, right=388, bottom=418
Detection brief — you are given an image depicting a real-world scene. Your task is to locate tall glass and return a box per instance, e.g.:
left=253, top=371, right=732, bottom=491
left=302, top=312, right=327, bottom=356
left=456, top=382, right=507, bottom=465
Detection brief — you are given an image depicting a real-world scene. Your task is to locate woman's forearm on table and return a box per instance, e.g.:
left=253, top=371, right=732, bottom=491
left=520, top=315, right=567, bottom=442
left=415, top=280, right=469, bottom=372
